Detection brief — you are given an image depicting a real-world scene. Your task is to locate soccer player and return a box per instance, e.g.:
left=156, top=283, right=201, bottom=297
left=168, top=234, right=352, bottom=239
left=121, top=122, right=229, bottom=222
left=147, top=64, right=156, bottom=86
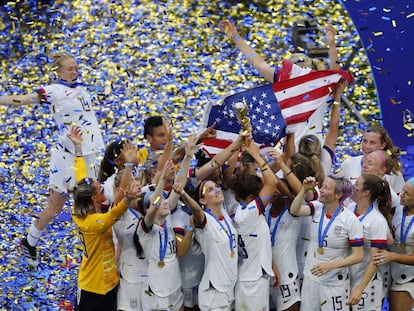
left=290, top=175, right=364, bottom=311
left=0, top=51, right=105, bottom=267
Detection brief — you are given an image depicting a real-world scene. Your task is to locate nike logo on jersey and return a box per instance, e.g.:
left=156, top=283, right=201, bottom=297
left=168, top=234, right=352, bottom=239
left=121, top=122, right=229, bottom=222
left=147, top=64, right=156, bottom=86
left=65, top=90, right=72, bottom=96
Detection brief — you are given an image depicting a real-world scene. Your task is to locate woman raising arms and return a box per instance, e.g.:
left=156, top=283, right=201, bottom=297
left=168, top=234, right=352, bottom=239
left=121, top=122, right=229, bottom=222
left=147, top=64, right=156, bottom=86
left=68, top=126, right=138, bottom=311
left=0, top=51, right=105, bottom=267
left=290, top=175, right=364, bottom=311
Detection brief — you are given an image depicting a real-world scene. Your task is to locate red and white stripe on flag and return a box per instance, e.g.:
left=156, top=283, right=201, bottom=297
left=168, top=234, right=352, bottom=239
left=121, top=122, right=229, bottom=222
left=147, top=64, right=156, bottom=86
left=274, top=62, right=353, bottom=133
left=198, top=60, right=353, bottom=158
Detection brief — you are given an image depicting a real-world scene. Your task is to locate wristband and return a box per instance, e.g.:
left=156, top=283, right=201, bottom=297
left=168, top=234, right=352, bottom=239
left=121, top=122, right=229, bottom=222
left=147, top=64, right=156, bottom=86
left=75, top=145, right=82, bottom=157
left=233, top=35, right=241, bottom=41
left=286, top=171, right=293, bottom=176
left=153, top=196, right=162, bottom=207
left=185, top=225, right=193, bottom=232
left=124, top=162, right=134, bottom=167
left=333, top=101, right=340, bottom=105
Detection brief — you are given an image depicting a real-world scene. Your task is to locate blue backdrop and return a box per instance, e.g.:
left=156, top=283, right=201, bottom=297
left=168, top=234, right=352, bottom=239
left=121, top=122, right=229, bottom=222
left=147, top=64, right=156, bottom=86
left=342, top=0, right=414, bottom=178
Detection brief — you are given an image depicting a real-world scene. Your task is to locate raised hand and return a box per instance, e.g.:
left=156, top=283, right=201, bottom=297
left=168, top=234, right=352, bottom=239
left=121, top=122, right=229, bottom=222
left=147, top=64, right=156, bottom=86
left=219, top=20, right=239, bottom=38
left=172, top=182, right=185, bottom=195
left=267, top=149, right=283, bottom=166
left=324, top=23, right=336, bottom=47
left=121, top=142, right=138, bottom=164
left=67, top=126, right=83, bottom=147
left=333, top=78, right=347, bottom=100
left=162, top=117, right=173, bottom=141
left=185, top=134, right=198, bottom=158
left=303, top=176, right=318, bottom=191
left=198, top=122, right=217, bottom=142
left=243, top=133, right=260, bottom=156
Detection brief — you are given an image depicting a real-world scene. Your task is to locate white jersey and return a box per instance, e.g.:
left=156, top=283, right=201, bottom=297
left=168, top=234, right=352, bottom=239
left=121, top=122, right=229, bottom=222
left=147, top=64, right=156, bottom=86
left=338, top=155, right=405, bottom=194
left=102, top=173, right=116, bottom=205
left=265, top=205, right=300, bottom=283
left=304, top=201, right=364, bottom=286
left=138, top=215, right=181, bottom=297
left=171, top=204, right=205, bottom=289
left=223, top=188, right=239, bottom=218
left=39, top=83, right=104, bottom=155
left=385, top=172, right=405, bottom=194
left=113, top=208, right=149, bottom=284
left=195, top=208, right=238, bottom=292
left=347, top=203, right=388, bottom=287
left=390, top=204, right=414, bottom=284
left=337, top=155, right=363, bottom=184
left=234, top=197, right=274, bottom=281
left=296, top=216, right=311, bottom=282
left=390, top=187, right=400, bottom=208
left=296, top=188, right=320, bottom=280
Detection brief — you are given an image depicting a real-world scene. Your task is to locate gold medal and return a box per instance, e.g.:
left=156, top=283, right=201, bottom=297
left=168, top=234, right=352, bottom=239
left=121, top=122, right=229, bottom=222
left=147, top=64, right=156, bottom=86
left=317, top=247, right=324, bottom=255
left=399, top=244, right=406, bottom=250
left=157, top=261, right=165, bottom=268
left=230, top=250, right=235, bottom=258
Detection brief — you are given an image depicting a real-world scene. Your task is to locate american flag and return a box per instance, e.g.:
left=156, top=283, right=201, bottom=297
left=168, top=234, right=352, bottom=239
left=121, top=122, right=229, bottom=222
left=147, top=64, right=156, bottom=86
left=200, top=60, right=353, bottom=157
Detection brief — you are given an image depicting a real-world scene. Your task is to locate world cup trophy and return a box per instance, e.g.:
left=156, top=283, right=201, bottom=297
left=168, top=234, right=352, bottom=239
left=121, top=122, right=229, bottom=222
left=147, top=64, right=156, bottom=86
left=232, top=97, right=251, bottom=133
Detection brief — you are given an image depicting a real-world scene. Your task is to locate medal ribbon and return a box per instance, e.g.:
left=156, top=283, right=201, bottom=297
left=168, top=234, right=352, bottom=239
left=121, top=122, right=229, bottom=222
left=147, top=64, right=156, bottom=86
left=400, top=207, right=414, bottom=246
left=354, top=204, right=374, bottom=223
left=267, top=206, right=288, bottom=247
left=318, top=205, right=342, bottom=249
left=159, top=219, right=168, bottom=263
left=205, top=209, right=234, bottom=253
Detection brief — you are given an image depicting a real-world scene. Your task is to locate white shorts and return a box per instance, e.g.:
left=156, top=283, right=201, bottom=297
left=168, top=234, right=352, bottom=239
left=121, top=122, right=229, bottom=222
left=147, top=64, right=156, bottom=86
left=235, top=276, right=270, bottom=311
left=377, top=263, right=391, bottom=299
left=270, top=278, right=301, bottom=310
left=300, top=276, right=349, bottom=311
left=198, top=287, right=234, bottom=311
left=49, top=149, right=99, bottom=193
left=182, top=286, right=198, bottom=308
left=142, top=286, right=183, bottom=311
left=351, top=275, right=383, bottom=311
left=391, top=281, right=414, bottom=300
left=117, top=276, right=148, bottom=311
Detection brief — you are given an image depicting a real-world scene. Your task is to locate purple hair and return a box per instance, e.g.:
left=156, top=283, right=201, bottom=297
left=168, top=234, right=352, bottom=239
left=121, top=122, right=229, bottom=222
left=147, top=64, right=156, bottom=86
left=327, top=175, right=353, bottom=203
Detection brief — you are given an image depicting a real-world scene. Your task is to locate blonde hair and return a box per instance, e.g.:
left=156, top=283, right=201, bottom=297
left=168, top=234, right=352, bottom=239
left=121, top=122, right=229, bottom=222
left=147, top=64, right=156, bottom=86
left=289, top=53, right=326, bottom=71
left=298, top=134, right=325, bottom=187
left=52, top=51, right=75, bottom=71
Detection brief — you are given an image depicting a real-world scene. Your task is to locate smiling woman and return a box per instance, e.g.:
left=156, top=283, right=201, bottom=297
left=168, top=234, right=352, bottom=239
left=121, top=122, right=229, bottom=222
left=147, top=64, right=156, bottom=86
left=0, top=51, right=105, bottom=269
left=290, top=175, right=364, bottom=311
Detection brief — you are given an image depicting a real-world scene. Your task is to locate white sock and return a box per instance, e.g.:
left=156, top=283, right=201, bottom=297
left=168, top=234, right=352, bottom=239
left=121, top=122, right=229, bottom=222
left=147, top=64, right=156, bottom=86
left=27, top=222, right=43, bottom=247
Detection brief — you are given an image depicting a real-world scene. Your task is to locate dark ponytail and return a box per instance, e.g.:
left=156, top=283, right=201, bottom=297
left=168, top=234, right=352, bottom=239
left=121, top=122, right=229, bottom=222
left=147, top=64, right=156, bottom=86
left=98, top=140, right=124, bottom=183
left=361, top=174, right=392, bottom=227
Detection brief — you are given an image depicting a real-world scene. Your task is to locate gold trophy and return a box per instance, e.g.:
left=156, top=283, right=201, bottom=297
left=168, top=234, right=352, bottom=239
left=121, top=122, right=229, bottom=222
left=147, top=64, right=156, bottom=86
left=232, top=98, right=251, bottom=134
